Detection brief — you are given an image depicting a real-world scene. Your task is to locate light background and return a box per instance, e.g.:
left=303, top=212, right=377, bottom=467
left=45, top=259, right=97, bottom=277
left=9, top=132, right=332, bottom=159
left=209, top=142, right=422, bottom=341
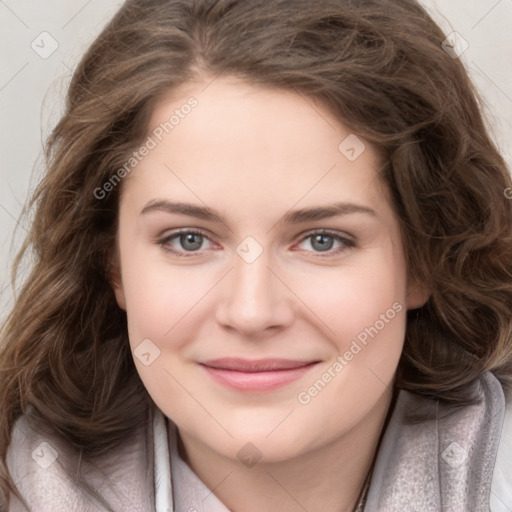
left=0, top=0, right=511, bottom=320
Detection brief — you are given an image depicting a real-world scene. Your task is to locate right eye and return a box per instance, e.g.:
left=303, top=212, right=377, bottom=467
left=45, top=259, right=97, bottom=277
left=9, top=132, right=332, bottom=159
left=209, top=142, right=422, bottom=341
left=158, top=229, right=216, bottom=257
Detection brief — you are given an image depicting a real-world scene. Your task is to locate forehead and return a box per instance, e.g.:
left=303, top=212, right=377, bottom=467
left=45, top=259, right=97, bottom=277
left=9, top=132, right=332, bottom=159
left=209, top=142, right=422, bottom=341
left=122, top=76, right=391, bottom=222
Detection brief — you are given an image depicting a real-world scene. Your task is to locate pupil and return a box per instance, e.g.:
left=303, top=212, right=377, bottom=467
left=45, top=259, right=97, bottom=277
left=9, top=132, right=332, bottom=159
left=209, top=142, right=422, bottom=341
left=312, top=234, right=333, bottom=252
left=182, top=233, right=202, bottom=251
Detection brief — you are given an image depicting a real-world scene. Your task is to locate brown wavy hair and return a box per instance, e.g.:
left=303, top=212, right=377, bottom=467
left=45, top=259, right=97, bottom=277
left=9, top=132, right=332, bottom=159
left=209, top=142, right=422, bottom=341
left=2, top=0, right=512, bottom=507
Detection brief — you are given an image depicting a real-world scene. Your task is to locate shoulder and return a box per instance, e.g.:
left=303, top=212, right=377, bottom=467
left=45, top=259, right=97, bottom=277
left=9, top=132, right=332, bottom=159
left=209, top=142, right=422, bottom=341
left=6, top=413, right=88, bottom=512
left=365, top=371, right=510, bottom=511
left=491, top=391, right=512, bottom=511
left=6, top=410, right=155, bottom=512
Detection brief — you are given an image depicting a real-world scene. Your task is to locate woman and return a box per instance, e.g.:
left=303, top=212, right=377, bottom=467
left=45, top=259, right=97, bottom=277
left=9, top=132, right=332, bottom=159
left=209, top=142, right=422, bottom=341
left=1, top=0, right=512, bottom=510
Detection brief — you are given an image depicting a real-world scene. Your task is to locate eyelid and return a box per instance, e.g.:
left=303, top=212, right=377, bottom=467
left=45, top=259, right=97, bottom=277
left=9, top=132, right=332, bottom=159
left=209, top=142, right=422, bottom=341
left=295, top=228, right=355, bottom=243
left=159, top=227, right=211, bottom=239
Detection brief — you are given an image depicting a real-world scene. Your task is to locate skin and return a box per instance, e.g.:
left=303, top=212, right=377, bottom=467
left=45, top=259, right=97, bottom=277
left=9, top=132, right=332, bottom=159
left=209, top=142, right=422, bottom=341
left=111, top=75, right=429, bottom=512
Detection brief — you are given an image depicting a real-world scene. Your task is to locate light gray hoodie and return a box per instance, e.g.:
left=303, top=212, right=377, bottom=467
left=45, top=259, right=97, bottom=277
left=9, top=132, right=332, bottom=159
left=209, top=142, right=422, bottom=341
left=5, top=371, right=512, bottom=511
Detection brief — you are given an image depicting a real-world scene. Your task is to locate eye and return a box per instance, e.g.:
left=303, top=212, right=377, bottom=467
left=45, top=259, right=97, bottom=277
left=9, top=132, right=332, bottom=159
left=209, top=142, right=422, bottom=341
left=294, top=230, right=355, bottom=256
left=158, top=229, right=215, bottom=257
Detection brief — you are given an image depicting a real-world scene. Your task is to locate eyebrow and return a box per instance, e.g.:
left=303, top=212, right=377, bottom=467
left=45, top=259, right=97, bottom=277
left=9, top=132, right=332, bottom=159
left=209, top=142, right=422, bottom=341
left=140, top=200, right=377, bottom=226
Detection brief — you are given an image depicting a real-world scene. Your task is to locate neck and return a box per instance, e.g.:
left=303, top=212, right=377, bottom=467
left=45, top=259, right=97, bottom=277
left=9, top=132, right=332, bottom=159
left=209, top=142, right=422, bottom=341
left=177, top=388, right=396, bottom=512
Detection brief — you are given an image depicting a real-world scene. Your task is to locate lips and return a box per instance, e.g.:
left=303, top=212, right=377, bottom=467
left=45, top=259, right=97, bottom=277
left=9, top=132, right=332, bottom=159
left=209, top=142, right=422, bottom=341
left=199, top=358, right=319, bottom=392
left=202, top=358, right=315, bottom=372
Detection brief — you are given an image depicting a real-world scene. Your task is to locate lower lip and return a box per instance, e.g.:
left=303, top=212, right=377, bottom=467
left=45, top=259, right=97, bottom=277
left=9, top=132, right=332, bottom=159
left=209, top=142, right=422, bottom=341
left=200, top=363, right=318, bottom=392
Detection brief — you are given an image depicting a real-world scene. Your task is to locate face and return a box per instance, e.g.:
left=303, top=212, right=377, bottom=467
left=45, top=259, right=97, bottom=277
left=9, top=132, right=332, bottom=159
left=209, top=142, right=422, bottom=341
left=111, top=76, right=427, bottom=463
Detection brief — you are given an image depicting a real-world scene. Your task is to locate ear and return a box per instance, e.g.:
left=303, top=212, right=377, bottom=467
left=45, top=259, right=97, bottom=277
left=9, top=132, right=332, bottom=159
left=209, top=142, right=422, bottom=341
left=406, top=277, right=431, bottom=310
left=107, top=249, right=127, bottom=311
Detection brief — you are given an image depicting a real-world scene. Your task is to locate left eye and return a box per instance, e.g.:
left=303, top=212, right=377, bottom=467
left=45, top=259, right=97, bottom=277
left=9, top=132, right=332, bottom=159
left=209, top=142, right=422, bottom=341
left=295, top=231, right=355, bottom=255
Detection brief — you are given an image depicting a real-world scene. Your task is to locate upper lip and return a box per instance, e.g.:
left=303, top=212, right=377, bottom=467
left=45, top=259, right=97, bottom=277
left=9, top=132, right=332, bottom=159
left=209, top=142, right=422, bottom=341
left=200, top=358, right=319, bottom=372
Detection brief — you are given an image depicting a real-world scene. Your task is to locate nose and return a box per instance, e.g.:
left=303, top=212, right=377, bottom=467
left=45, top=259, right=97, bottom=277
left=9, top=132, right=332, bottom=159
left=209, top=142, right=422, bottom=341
left=215, top=247, right=295, bottom=337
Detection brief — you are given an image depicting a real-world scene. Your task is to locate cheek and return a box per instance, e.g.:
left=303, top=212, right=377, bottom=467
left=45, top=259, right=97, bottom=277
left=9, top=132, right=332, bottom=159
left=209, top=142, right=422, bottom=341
left=117, top=247, right=210, bottom=413
left=289, top=258, right=408, bottom=440
left=117, top=223, right=216, bottom=337
left=291, top=255, right=407, bottom=349
left=122, top=267, right=209, bottom=344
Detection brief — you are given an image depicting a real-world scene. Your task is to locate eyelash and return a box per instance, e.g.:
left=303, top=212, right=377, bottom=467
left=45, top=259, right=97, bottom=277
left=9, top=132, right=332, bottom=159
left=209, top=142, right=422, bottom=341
left=157, top=228, right=356, bottom=258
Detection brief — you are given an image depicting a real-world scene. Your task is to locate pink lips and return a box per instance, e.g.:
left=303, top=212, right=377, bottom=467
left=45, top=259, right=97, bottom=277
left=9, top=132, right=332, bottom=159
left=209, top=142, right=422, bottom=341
left=200, top=358, right=319, bottom=392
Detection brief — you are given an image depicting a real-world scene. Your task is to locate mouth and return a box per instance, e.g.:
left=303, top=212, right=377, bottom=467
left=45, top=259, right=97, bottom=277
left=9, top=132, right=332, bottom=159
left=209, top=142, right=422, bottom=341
left=199, top=358, right=320, bottom=392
